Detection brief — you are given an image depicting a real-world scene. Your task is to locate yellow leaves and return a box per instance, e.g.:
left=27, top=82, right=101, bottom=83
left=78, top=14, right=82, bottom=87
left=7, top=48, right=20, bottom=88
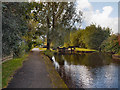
left=30, top=13, right=34, bottom=17
left=28, top=19, right=39, bottom=28
left=64, top=42, right=70, bottom=47
left=22, top=35, right=32, bottom=41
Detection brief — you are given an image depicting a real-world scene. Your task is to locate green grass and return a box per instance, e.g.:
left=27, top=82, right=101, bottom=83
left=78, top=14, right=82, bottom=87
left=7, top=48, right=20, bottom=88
left=114, top=51, right=120, bottom=56
left=39, top=48, right=56, bottom=52
left=44, top=50, right=54, bottom=58
left=59, top=46, right=65, bottom=48
left=50, top=48, right=56, bottom=52
left=44, top=47, right=96, bottom=57
left=74, top=48, right=96, bottom=52
left=42, top=54, right=68, bottom=88
left=2, top=54, right=28, bottom=88
left=55, top=46, right=96, bottom=52
left=117, top=51, right=120, bottom=55
left=39, top=48, right=47, bottom=51
left=39, top=47, right=96, bottom=52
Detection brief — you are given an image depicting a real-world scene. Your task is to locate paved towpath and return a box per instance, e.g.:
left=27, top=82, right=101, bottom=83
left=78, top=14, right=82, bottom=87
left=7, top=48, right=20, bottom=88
left=7, top=48, right=52, bottom=88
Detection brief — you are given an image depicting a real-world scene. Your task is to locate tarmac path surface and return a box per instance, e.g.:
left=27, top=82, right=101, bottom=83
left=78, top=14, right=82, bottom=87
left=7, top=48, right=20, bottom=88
left=7, top=49, right=52, bottom=88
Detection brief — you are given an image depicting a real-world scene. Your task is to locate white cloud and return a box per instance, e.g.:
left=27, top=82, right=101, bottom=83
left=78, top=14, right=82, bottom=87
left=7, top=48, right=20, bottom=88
left=76, top=0, right=92, bottom=10
left=88, top=0, right=119, bottom=2
left=102, top=6, right=113, bottom=17
left=76, top=0, right=118, bottom=34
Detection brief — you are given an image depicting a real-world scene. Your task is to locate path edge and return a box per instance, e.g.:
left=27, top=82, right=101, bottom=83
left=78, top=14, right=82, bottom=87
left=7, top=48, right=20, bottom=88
left=41, top=53, right=68, bottom=88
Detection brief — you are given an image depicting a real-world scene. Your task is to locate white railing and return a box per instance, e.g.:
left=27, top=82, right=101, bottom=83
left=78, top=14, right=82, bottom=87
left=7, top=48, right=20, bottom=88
left=2, top=54, right=13, bottom=63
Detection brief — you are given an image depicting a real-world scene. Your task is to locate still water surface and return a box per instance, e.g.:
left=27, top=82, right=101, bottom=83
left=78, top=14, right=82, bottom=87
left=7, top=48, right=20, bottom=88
left=51, top=52, right=120, bottom=88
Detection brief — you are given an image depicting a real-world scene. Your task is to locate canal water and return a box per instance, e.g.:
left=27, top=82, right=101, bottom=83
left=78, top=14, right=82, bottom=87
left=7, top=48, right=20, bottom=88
left=51, top=52, right=120, bottom=88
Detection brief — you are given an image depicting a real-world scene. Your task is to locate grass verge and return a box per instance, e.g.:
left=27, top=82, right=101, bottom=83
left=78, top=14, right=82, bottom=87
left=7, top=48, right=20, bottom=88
left=112, top=54, right=120, bottom=60
left=74, top=48, right=96, bottom=52
left=44, top=50, right=54, bottom=58
left=2, top=54, right=28, bottom=88
left=41, top=54, right=68, bottom=88
left=117, top=51, right=120, bottom=55
left=39, top=48, right=47, bottom=51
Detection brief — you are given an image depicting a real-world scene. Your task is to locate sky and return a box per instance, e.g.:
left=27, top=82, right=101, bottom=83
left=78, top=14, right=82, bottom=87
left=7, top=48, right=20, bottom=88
left=76, top=0, right=118, bottom=34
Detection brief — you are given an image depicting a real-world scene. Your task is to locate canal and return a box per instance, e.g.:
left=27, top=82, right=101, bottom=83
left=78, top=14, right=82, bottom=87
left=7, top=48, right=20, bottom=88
left=51, top=52, right=120, bottom=88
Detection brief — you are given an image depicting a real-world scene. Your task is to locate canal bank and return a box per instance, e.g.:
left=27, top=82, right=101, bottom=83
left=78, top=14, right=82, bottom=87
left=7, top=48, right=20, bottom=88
left=41, top=53, right=68, bottom=88
left=112, top=54, right=120, bottom=60
left=48, top=52, right=119, bottom=88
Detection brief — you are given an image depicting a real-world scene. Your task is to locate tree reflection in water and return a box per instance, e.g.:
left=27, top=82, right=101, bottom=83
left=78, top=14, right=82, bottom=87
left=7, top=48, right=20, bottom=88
left=52, top=52, right=119, bottom=88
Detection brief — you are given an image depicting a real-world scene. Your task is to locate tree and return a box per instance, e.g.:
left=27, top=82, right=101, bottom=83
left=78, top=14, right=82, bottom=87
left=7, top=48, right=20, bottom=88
left=69, top=24, right=111, bottom=50
left=100, top=34, right=120, bottom=53
left=2, top=2, right=34, bottom=57
left=82, top=25, right=110, bottom=50
left=70, top=29, right=86, bottom=48
left=2, top=2, right=29, bottom=57
left=28, top=2, right=82, bottom=49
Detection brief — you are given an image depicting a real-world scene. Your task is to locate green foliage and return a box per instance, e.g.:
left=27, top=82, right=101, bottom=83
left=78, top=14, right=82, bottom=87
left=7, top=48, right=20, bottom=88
left=3, top=2, right=114, bottom=55
left=44, top=50, right=54, bottom=58
left=84, top=25, right=110, bottom=49
left=2, top=2, right=40, bottom=57
left=43, top=54, right=68, bottom=88
left=2, top=2, right=83, bottom=53
left=2, top=2, right=29, bottom=57
left=27, top=2, right=83, bottom=49
left=100, top=34, right=120, bottom=53
left=64, top=42, right=70, bottom=47
left=117, top=51, right=120, bottom=55
left=36, top=37, right=43, bottom=46
left=69, top=24, right=110, bottom=50
left=14, top=41, right=29, bottom=57
left=70, top=29, right=86, bottom=48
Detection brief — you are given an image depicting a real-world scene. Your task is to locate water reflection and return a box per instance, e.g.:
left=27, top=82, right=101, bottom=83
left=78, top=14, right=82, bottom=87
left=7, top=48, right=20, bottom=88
left=52, top=56, right=60, bottom=69
left=52, top=53, right=119, bottom=88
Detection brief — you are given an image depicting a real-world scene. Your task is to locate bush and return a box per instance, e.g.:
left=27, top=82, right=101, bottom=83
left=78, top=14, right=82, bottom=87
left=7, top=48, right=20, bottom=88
left=117, top=51, right=120, bottom=55
left=44, top=50, right=54, bottom=58
left=100, top=34, right=120, bottom=53
left=13, top=41, right=29, bottom=57
left=69, top=24, right=110, bottom=50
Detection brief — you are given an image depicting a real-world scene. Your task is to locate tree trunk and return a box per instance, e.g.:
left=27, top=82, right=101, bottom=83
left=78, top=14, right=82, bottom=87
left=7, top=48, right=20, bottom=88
left=46, top=3, right=55, bottom=50
left=47, top=37, right=50, bottom=50
left=52, top=3, right=55, bottom=29
left=47, top=16, right=50, bottom=50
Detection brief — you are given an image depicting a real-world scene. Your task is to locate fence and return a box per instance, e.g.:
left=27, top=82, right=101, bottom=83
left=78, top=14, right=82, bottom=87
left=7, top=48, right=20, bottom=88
left=2, top=54, right=13, bottom=63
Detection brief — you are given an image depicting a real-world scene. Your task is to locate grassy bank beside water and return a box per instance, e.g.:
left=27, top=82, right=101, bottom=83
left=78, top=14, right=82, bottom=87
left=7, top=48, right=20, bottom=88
left=41, top=53, right=68, bottom=88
